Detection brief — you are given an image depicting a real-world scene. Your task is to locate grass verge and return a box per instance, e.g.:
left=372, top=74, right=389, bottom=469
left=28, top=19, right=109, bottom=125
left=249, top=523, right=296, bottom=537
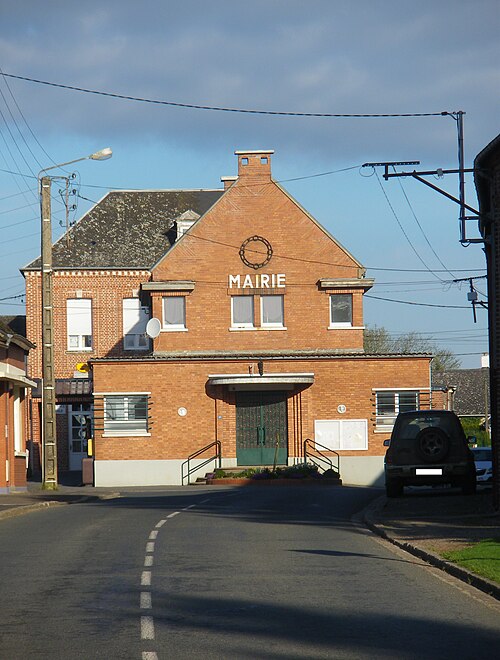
left=441, top=538, right=500, bottom=583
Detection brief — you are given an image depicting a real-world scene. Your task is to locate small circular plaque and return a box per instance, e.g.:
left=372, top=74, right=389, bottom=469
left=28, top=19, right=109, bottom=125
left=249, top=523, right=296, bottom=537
left=239, top=236, right=273, bottom=269
left=337, top=404, right=346, bottom=414
left=178, top=407, right=187, bottom=417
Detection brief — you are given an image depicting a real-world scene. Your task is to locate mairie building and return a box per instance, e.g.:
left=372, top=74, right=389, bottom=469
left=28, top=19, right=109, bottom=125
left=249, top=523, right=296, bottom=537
left=23, top=149, right=436, bottom=487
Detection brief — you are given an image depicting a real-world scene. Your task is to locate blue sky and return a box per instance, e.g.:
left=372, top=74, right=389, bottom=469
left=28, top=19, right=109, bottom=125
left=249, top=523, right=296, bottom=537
left=1, top=0, right=498, bottom=366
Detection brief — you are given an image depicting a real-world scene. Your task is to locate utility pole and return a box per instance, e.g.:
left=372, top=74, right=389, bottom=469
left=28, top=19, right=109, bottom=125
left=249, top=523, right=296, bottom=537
left=40, top=176, right=58, bottom=489
left=38, top=147, right=112, bottom=490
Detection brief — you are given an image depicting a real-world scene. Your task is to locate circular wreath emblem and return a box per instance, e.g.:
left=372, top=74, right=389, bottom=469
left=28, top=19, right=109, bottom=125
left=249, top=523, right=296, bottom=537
left=239, top=236, right=273, bottom=270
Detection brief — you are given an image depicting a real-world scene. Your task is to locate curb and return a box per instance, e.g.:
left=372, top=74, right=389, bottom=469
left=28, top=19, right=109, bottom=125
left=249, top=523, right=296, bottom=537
left=363, top=496, right=500, bottom=602
left=0, top=493, right=120, bottom=522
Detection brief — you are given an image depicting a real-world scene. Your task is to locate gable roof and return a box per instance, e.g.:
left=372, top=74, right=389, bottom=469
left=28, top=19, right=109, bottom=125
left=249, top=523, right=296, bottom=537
left=433, top=368, right=490, bottom=416
left=22, top=189, right=224, bottom=271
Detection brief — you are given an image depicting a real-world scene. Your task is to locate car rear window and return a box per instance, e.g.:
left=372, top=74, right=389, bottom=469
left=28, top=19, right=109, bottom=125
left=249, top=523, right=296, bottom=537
left=396, top=414, right=459, bottom=440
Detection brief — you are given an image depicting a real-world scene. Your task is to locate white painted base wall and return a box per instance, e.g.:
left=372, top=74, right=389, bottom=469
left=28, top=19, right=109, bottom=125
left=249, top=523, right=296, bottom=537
left=94, top=456, right=385, bottom=487
left=338, top=456, right=385, bottom=487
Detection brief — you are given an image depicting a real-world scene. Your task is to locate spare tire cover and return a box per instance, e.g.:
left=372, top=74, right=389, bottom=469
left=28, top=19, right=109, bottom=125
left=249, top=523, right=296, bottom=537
left=415, top=427, right=450, bottom=463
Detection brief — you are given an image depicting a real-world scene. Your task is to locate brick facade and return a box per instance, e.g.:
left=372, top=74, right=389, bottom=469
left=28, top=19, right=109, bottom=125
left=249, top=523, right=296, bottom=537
left=24, top=149, right=433, bottom=486
left=0, top=327, right=35, bottom=492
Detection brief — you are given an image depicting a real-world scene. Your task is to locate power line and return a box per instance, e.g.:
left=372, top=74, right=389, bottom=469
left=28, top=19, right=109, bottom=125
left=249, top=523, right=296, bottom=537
left=374, top=169, right=444, bottom=281
left=0, top=68, right=60, bottom=168
left=393, top=167, right=456, bottom=278
left=2, top=72, right=452, bottom=118
left=365, top=293, right=471, bottom=309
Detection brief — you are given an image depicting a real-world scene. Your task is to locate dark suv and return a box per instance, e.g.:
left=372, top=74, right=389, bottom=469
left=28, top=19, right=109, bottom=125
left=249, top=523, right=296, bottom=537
left=384, top=410, right=476, bottom=498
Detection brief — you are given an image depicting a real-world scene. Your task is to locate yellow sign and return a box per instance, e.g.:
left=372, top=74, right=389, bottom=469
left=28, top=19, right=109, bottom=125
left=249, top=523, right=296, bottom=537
left=76, top=362, right=90, bottom=373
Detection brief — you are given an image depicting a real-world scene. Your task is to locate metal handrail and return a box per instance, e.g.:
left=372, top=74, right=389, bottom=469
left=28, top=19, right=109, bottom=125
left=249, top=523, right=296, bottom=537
left=181, top=440, right=222, bottom=485
left=303, top=438, right=340, bottom=476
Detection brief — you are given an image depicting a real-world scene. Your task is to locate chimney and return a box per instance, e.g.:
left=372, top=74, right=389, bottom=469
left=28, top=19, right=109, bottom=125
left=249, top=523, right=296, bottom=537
left=221, top=176, right=237, bottom=190
left=235, top=150, right=274, bottom=179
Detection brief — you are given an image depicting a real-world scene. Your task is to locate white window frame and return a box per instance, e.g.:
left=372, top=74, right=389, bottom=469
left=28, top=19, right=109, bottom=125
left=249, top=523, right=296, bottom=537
left=162, top=296, right=187, bottom=331
left=231, top=295, right=254, bottom=329
left=67, top=298, right=93, bottom=351
left=315, top=419, right=368, bottom=451
left=123, top=298, right=150, bottom=350
left=329, top=293, right=353, bottom=328
left=103, top=394, right=150, bottom=436
left=375, top=390, right=419, bottom=429
left=261, top=294, right=285, bottom=328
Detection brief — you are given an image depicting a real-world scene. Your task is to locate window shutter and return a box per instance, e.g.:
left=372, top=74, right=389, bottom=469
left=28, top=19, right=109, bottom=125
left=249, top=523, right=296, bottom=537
left=123, top=299, right=149, bottom=334
left=67, top=299, right=92, bottom=336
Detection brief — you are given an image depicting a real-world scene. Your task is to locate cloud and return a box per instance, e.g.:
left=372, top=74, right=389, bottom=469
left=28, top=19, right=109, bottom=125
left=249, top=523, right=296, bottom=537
left=0, top=0, right=498, bottom=165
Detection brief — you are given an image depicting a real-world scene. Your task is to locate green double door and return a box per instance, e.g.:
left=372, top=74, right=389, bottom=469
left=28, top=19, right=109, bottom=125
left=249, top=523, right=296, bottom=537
left=236, top=391, right=288, bottom=466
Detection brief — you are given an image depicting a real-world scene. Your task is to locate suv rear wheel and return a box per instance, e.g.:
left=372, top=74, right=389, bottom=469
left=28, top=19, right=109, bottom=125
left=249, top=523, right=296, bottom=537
left=461, top=474, right=477, bottom=496
left=386, top=480, right=403, bottom=498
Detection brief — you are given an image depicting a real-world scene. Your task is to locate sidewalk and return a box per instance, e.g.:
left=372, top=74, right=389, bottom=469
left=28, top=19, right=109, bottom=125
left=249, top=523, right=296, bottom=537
left=363, top=486, right=500, bottom=600
left=0, top=476, right=119, bottom=521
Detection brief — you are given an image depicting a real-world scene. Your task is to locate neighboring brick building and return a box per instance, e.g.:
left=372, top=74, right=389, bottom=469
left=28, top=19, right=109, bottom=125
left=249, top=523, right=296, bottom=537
left=24, top=149, right=434, bottom=487
left=475, top=133, right=500, bottom=508
left=0, top=317, right=36, bottom=492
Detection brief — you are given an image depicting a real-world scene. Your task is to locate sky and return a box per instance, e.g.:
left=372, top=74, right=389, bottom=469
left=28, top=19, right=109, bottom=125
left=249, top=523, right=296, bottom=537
left=0, top=0, right=499, bottom=368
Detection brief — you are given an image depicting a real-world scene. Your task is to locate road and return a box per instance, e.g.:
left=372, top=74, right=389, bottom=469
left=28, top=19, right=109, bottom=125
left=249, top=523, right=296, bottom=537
left=0, top=484, right=499, bottom=659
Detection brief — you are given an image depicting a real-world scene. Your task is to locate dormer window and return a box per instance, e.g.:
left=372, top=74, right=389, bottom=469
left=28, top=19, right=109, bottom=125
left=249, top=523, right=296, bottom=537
left=175, top=210, right=201, bottom=241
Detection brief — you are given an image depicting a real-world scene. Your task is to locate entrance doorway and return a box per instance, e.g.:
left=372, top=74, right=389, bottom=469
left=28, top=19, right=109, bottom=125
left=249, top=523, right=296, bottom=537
left=68, top=403, right=93, bottom=471
left=236, top=391, right=288, bottom=465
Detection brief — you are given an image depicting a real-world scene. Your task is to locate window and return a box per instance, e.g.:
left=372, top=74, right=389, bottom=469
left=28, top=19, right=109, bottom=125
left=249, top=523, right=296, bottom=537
left=330, top=294, right=352, bottom=326
left=67, top=299, right=92, bottom=350
left=375, top=391, right=419, bottom=428
left=162, top=296, right=186, bottom=330
left=261, top=295, right=284, bottom=327
left=315, top=419, right=368, bottom=451
left=104, top=395, right=149, bottom=434
left=231, top=296, right=254, bottom=328
left=123, top=298, right=150, bottom=350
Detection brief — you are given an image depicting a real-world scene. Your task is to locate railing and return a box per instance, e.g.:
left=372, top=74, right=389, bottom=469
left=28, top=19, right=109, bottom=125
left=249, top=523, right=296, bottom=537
left=303, top=438, right=340, bottom=477
left=181, top=440, right=222, bottom=485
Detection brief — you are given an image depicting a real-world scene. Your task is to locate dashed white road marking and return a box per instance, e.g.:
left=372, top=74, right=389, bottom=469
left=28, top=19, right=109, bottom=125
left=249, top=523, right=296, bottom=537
left=140, top=592, right=152, bottom=609
left=141, top=615, right=155, bottom=640
left=141, top=498, right=208, bottom=656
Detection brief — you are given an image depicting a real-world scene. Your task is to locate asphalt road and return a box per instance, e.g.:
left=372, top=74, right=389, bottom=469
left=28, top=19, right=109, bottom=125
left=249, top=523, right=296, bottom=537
left=0, top=484, right=499, bottom=659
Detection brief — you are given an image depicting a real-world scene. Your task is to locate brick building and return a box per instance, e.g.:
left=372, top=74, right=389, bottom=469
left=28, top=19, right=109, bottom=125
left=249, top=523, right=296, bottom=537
left=0, top=317, right=36, bottom=492
left=475, top=133, right=500, bottom=508
left=23, top=149, right=434, bottom=487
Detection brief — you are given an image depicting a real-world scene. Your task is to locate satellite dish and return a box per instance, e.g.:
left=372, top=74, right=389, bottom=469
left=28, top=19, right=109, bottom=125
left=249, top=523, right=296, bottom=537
left=146, top=317, right=161, bottom=339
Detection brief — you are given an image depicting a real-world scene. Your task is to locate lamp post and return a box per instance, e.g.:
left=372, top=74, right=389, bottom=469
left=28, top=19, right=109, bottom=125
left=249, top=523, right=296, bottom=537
left=38, top=148, right=112, bottom=490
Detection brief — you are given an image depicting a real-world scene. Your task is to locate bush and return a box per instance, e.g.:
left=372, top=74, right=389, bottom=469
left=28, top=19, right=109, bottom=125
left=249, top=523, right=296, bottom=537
left=460, top=417, right=490, bottom=447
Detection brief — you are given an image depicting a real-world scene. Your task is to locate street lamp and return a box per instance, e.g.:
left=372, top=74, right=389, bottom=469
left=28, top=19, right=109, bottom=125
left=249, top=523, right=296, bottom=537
left=38, top=148, right=112, bottom=490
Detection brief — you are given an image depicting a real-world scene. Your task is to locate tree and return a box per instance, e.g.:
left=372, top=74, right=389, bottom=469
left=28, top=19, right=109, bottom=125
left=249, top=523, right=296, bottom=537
left=363, top=325, right=461, bottom=373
